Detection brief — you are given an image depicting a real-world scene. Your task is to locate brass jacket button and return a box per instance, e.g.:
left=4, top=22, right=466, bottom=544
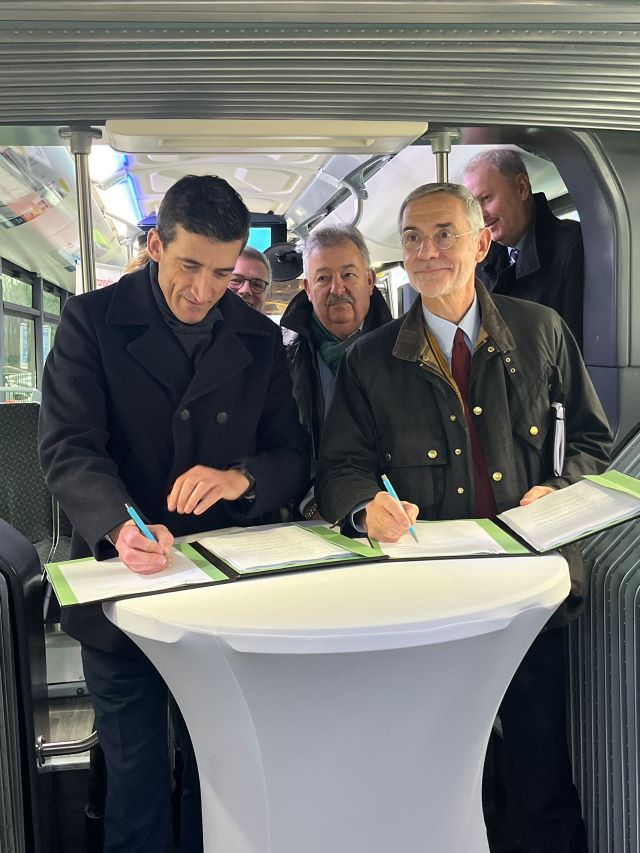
left=454, top=448, right=462, bottom=455
left=457, top=486, right=465, bottom=494
left=472, top=406, right=482, bottom=416
left=427, top=449, right=438, bottom=459
left=492, top=471, right=503, bottom=482
left=529, top=425, right=539, bottom=436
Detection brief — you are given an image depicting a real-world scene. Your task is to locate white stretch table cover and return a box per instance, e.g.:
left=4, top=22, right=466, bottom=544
left=106, top=554, right=569, bottom=853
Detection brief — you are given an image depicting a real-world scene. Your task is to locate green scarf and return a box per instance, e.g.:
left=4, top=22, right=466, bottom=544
left=309, top=312, right=358, bottom=375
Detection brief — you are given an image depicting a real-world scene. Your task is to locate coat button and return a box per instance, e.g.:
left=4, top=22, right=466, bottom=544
left=487, top=346, right=495, bottom=353
left=179, top=408, right=190, bottom=422
left=492, top=471, right=503, bottom=482
left=454, top=448, right=462, bottom=455
left=457, top=486, right=465, bottom=494
left=384, top=452, right=392, bottom=462
left=216, top=411, right=228, bottom=425
left=505, top=357, right=511, bottom=363
left=427, top=449, right=438, bottom=459
left=472, top=406, right=482, bottom=416
left=529, top=425, right=539, bottom=436
left=449, top=414, right=457, bottom=422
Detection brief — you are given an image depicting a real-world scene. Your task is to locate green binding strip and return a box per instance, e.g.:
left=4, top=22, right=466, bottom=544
left=585, top=470, right=640, bottom=500
left=304, top=524, right=385, bottom=558
left=475, top=519, right=530, bottom=554
left=175, top=542, right=229, bottom=581
left=45, top=560, right=80, bottom=606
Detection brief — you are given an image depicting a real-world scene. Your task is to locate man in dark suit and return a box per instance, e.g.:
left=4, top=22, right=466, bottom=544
left=39, top=175, right=309, bottom=853
left=463, top=149, right=584, bottom=349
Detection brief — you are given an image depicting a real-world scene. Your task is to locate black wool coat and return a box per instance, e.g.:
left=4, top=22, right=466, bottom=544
left=39, top=266, right=310, bottom=651
left=280, top=287, right=392, bottom=468
left=476, top=193, right=584, bottom=350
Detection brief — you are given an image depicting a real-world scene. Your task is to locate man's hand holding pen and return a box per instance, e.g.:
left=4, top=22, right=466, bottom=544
left=109, top=519, right=174, bottom=575
left=364, top=491, right=419, bottom=542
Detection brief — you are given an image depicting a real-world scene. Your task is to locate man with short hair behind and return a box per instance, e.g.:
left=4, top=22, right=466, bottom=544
left=39, top=175, right=309, bottom=853
left=228, top=244, right=272, bottom=313
left=316, top=182, right=612, bottom=852
left=463, top=148, right=585, bottom=349
left=280, top=223, right=391, bottom=519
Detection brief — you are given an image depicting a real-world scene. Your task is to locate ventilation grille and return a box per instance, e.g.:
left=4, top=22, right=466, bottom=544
left=570, top=430, right=640, bottom=852
left=0, top=3, right=638, bottom=129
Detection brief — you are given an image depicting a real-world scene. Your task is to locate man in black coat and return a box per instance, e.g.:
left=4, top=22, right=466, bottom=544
left=463, top=149, right=584, bottom=349
left=280, top=223, right=391, bottom=520
left=317, top=182, right=611, bottom=853
left=39, top=175, right=309, bottom=853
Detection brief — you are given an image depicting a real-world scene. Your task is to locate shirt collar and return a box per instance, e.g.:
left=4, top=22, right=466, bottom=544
left=421, top=294, right=481, bottom=365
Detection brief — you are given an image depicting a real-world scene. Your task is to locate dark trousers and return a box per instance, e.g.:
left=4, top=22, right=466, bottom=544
left=82, top=640, right=203, bottom=853
left=497, top=628, right=588, bottom=853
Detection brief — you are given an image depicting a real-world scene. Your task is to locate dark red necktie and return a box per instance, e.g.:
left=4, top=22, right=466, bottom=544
left=450, top=328, right=497, bottom=518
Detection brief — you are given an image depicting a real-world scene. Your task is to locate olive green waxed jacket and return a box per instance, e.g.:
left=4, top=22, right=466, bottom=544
left=317, top=282, right=613, bottom=626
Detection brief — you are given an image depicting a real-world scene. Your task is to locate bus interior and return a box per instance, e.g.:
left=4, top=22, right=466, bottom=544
left=1, top=3, right=640, bottom=852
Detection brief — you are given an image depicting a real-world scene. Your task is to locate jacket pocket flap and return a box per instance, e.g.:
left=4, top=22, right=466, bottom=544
left=511, top=410, right=551, bottom=450
left=378, top=430, right=448, bottom=467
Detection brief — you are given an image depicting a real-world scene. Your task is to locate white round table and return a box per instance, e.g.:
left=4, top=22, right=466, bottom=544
left=105, top=553, right=569, bottom=853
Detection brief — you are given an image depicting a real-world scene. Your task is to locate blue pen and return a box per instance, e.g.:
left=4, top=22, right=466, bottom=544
left=381, top=474, right=419, bottom=543
left=125, top=502, right=157, bottom=542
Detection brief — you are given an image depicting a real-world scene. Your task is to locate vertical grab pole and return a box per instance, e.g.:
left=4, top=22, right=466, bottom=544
left=427, top=129, right=459, bottom=183
left=59, top=126, right=102, bottom=293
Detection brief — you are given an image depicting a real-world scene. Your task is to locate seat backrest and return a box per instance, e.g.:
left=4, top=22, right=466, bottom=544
left=0, top=518, right=49, bottom=852
left=0, top=403, right=51, bottom=545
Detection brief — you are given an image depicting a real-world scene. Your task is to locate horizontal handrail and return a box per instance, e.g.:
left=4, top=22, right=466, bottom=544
left=35, top=730, right=99, bottom=766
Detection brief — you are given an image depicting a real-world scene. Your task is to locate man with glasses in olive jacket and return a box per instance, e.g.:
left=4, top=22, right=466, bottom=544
left=317, top=182, right=612, bottom=853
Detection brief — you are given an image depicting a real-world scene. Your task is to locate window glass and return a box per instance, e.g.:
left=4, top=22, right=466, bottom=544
left=43, top=290, right=61, bottom=315
left=2, top=314, right=36, bottom=401
left=43, top=321, right=57, bottom=360
left=1, top=272, right=32, bottom=308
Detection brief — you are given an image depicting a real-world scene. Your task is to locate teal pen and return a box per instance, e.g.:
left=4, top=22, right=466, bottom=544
left=381, top=474, right=419, bottom=543
left=125, top=502, right=157, bottom=542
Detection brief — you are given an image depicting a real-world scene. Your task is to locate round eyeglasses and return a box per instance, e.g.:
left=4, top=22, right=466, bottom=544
left=401, top=228, right=475, bottom=253
left=228, top=275, right=269, bottom=294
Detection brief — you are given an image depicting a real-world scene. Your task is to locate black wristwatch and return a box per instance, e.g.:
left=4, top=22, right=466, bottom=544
left=302, top=499, right=318, bottom=520
left=235, top=466, right=257, bottom=500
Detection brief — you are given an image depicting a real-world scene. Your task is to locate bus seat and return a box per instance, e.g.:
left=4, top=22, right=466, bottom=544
left=0, top=518, right=50, bottom=853
left=0, top=402, right=72, bottom=567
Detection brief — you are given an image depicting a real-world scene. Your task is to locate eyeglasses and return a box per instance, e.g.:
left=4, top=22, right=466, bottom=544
left=228, top=275, right=269, bottom=294
left=401, top=228, right=475, bottom=253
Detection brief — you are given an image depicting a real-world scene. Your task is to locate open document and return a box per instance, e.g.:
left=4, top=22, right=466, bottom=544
left=497, top=470, right=640, bottom=552
left=46, top=542, right=229, bottom=607
left=375, top=519, right=529, bottom=560
left=192, top=524, right=384, bottom=576
left=46, top=523, right=385, bottom=606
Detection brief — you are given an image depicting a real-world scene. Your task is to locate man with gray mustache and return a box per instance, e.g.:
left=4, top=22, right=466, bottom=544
left=280, top=223, right=391, bottom=520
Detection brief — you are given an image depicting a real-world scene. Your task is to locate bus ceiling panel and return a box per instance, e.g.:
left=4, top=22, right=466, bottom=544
left=122, top=150, right=386, bottom=222
left=0, top=2, right=638, bottom=25
left=0, top=14, right=638, bottom=129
